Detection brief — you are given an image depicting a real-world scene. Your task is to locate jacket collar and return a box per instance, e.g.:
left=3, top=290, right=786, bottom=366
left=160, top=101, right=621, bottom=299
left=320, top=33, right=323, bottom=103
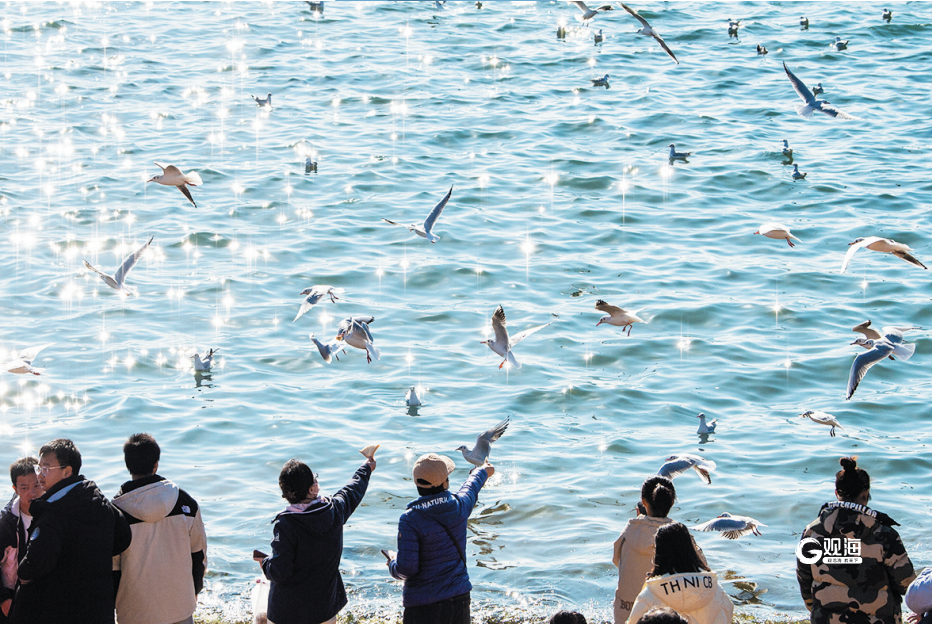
left=407, top=490, right=453, bottom=511
left=117, top=474, right=166, bottom=496
left=42, top=474, right=82, bottom=500
left=820, top=500, right=899, bottom=526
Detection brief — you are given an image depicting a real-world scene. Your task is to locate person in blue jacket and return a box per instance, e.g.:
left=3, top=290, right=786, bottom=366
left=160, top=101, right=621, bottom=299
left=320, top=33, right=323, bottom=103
left=386, top=452, right=493, bottom=624
left=257, top=454, right=375, bottom=624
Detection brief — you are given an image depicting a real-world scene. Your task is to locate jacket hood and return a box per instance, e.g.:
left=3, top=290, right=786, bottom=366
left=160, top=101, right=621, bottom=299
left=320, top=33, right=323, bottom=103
left=113, top=475, right=179, bottom=523
left=274, top=496, right=337, bottom=535
left=406, top=491, right=460, bottom=524
left=626, top=515, right=672, bottom=558
left=645, top=571, right=721, bottom=612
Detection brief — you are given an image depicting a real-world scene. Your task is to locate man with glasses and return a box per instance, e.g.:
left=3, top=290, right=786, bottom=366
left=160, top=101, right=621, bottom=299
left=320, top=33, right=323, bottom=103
left=254, top=454, right=375, bottom=624
left=0, top=457, right=44, bottom=620
left=11, top=439, right=131, bottom=624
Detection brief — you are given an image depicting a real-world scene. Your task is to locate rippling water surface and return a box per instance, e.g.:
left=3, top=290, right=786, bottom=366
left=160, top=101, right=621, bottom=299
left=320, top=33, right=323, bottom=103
left=2, top=1, right=931, bottom=621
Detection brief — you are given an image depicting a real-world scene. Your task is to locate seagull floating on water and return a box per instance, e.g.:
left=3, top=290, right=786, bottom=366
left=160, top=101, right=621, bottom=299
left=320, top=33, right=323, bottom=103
left=800, top=16, right=809, bottom=29
left=457, top=417, right=510, bottom=466
left=594, top=29, right=603, bottom=43
left=336, top=316, right=380, bottom=363
left=799, top=410, right=844, bottom=437
left=3, top=344, right=54, bottom=376
left=382, top=185, right=452, bottom=243
left=309, top=334, right=345, bottom=364
left=557, top=24, right=567, bottom=38
left=251, top=92, right=272, bottom=107
left=569, top=0, right=613, bottom=25
left=619, top=3, right=679, bottom=64
left=668, top=143, right=691, bottom=160
left=783, top=62, right=855, bottom=120
left=148, top=162, right=202, bottom=207
left=305, top=157, right=318, bottom=173
left=191, top=348, right=218, bottom=372
left=83, top=236, right=154, bottom=297
left=812, top=83, right=824, bottom=96
left=293, top=286, right=343, bottom=323
left=481, top=305, right=553, bottom=370
left=781, top=140, right=793, bottom=159
left=852, top=321, right=920, bottom=361
left=846, top=326, right=918, bottom=400
left=591, top=74, right=610, bottom=87
left=595, top=299, right=645, bottom=335
left=696, top=413, right=717, bottom=434
left=727, top=19, right=740, bottom=36
left=306, top=1, right=323, bottom=13
left=841, top=237, right=927, bottom=273
left=792, top=164, right=807, bottom=180
left=692, top=513, right=766, bottom=539
left=882, top=8, right=892, bottom=22
left=832, top=36, right=849, bottom=51
left=657, top=454, right=716, bottom=484
left=405, top=386, right=422, bottom=406
left=754, top=223, right=801, bottom=248
left=757, top=43, right=768, bottom=55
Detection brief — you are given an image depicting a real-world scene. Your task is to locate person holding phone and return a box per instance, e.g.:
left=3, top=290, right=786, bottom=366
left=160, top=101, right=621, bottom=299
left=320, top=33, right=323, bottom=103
left=254, top=454, right=375, bottom=624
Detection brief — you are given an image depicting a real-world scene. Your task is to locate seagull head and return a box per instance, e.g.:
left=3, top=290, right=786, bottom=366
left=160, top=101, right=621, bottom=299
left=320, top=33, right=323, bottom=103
left=799, top=411, right=815, bottom=418
left=851, top=337, right=874, bottom=348
left=697, top=413, right=705, bottom=419
left=299, top=288, right=314, bottom=296
left=783, top=139, right=789, bottom=147
left=147, top=174, right=162, bottom=183
left=455, top=445, right=468, bottom=452
left=848, top=237, right=865, bottom=246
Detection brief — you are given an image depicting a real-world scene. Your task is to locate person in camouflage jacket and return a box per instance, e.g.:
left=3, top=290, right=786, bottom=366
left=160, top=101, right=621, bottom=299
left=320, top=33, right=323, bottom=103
left=797, top=457, right=916, bottom=624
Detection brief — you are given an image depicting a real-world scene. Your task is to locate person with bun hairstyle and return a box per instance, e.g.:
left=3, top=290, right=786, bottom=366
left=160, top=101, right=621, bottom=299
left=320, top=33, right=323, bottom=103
left=627, top=522, right=733, bottom=624
left=613, top=476, right=707, bottom=624
left=797, top=457, right=916, bottom=624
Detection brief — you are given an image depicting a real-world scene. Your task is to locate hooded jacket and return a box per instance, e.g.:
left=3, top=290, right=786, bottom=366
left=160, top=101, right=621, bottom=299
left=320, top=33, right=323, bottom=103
left=11, top=475, right=131, bottom=624
left=797, top=501, right=916, bottom=624
left=388, top=468, right=488, bottom=607
left=0, top=495, right=31, bottom=618
left=261, top=463, right=372, bottom=624
left=112, top=475, right=207, bottom=624
left=627, top=571, right=734, bottom=624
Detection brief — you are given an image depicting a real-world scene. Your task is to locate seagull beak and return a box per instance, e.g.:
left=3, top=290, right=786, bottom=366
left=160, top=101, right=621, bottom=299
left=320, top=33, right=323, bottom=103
left=596, top=320, right=602, bottom=326
left=849, top=340, right=859, bottom=345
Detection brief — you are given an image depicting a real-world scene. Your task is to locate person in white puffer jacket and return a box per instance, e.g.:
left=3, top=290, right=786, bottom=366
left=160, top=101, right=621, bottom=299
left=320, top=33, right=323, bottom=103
left=627, top=523, right=733, bottom=624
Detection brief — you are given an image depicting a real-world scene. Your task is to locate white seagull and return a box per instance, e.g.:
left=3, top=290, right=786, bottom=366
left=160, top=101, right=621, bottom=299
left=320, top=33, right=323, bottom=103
left=882, top=9, right=892, bottom=22
left=251, top=92, right=272, bottom=107
left=799, top=410, right=844, bottom=437
left=783, top=62, right=855, bottom=120
left=832, top=36, right=849, bottom=51
left=792, top=164, right=807, bottom=180
left=841, top=237, right=927, bottom=273
left=405, top=386, right=422, bottom=406
left=569, top=0, right=613, bottom=25
left=852, top=321, right=920, bottom=361
left=3, top=344, right=54, bottom=375
left=812, top=83, right=824, bottom=96
left=657, top=454, right=716, bottom=485
left=754, top=223, right=800, bottom=248
left=594, top=300, right=645, bottom=335
left=618, top=3, right=678, bottom=64
left=847, top=327, right=918, bottom=400
left=591, top=74, right=610, bottom=87
left=668, top=144, right=691, bottom=160
left=692, top=513, right=767, bottom=539
left=148, top=162, right=203, bottom=207
left=782, top=140, right=793, bottom=158
left=800, top=16, right=809, bottom=28
left=456, top=417, right=510, bottom=466
left=481, top=305, right=553, bottom=369
left=382, top=185, right=452, bottom=244
left=309, top=334, right=345, bottom=364
left=83, top=236, right=154, bottom=296
left=293, top=286, right=343, bottom=322
left=696, top=413, right=717, bottom=434
left=191, top=348, right=218, bottom=372
left=336, top=316, right=380, bottom=363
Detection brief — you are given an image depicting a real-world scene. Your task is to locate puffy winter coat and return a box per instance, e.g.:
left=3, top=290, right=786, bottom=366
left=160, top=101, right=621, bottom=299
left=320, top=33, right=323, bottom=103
left=0, top=496, right=30, bottom=619
left=613, top=516, right=673, bottom=623
left=11, top=476, right=131, bottom=624
left=261, top=463, right=371, bottom=624
left=112, top=474, right=208, bottom=624
left=627, top=571, right=733, bottom=624
left=388, top=468, right=488, bottom=607
left=797, top=500, right=916, bottom=624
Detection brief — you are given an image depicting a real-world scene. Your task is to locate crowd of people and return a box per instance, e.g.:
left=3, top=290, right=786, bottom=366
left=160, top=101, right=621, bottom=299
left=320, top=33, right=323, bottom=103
left=0, top=443, right=929, bottom=624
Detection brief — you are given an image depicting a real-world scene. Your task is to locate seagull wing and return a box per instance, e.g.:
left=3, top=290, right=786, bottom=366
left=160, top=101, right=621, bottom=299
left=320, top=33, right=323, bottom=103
left=491, top=305, right=510, bottom=347
left=510, top=320, right=554, bottom=347
left=841, top=237, right=880, bottom=273
left=783, top=62, right=815, bottom=105
left=893, top=250, right=928, bottom=269
left=352, top=319, right=375, bottom=343
left=18, top=343, right=54, bottom=365
left=692, top=464, right=713, bottom=484
left=114, top=236, right=154, bottom=287
left=83, top=259, right=110, bottom=280
left=154, top=161, right=168, bottom=172
left=478, top=416, right=511, bottom=444
left=595, top=299, right=624, bottom=316
left=817, top=101, right=856, bottom=120
left=423, top=185, right=452, bottom=235
left=847, top=342, right=894, bottom=400
left=691, top=516, right=754, bottom=539
left=619, top=3, right=650, bottom=28
left=293, top=297, right=317, bottom=322
left=881, top=327, right=906, bottom=343
left=570, top=1, right=592, bottom=14
left=178, top=184, right=197, bottom=207
left=853, top=320, right=882, bottom=340
left=652, top=33, right=679, bottom=64
left=161, top=164, right=183, bottom=177
left=382, top=218, right=410, bottom=229
left=657, top=457, right=694, bottom=479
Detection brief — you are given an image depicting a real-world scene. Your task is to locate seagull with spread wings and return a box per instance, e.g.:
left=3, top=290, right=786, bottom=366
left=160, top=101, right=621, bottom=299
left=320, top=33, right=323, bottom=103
left=83, top=237, right=154, bottom=296
left=293, top=286, right=343, bottom=322
left=847, top=326, right=918, bottom=400
left=657, top=454, right=716, bottom=484
left=841, top=236, right=927, bottom=273
left=335, top=316, right=380, bottom=363
left=382, top=186, right=452, bottom=243
left=619, top=3, right=678, bottom=64
left=692, top=513, right=767, bottom=539
left=3, top=344, right=55, bottom=375
left=852, top=321, right=920, bottom=361
left=147, top=162, right=203, bottom=207
left=481, top=305, right=553, bottom=369
left=569, top=0, right=613, bottom=25
left=457, top=417, right=510, bottom=466
left=783, top=62, right=855, bottom=120
left=594, top=299, right=645, bottom=335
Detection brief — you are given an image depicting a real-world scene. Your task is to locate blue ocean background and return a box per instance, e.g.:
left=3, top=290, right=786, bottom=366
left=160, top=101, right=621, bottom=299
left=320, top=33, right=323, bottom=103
left=1, top=1, right=930, bottom=621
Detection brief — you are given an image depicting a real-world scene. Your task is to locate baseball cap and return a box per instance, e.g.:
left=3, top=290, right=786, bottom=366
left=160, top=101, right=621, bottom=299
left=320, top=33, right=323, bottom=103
left=412, top=453, right=455, bottom=488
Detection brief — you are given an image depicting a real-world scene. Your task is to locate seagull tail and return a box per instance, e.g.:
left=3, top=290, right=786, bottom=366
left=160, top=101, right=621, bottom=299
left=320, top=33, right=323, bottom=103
left=367, top=343, right=381, bottom=362
left=185, top=171, right=203, bottom=186
left=795, top=103, right=815, bottom=119
left=893, top=342, right=916, bottom=361
left=506, top=350, right=521, bottom=369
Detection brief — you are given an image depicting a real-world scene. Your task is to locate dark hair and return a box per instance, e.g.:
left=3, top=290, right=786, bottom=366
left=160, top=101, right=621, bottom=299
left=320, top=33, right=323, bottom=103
left=636, top=607, right=689, bottom=624
left=835, top=456, right=870, bottom=501
left=549, top=611, right=587, bottom=624
left=39, top=439, right=81, bottom=474
left=641, top=476, right=676, bottom=518
left=9, top=457, right=38, bottom=486
left=279, top=459, right=315, bottom=504
left=651, top=522, right=709, bottom=577
left=124, top=433, right=161, bottom=476
left=416, top=482, right=448, bottom=497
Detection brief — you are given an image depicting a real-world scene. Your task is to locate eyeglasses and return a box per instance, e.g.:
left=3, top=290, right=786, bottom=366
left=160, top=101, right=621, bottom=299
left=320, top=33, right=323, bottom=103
left=34, top=465, right=65, bottom=476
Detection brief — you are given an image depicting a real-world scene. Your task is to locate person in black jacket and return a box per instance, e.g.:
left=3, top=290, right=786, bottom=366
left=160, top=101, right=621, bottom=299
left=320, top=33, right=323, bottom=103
left=0, top=458, right=44, bottom=621
left=10, top=439, right=131, bottom=624
left=255, top=454, right=375, bottom=624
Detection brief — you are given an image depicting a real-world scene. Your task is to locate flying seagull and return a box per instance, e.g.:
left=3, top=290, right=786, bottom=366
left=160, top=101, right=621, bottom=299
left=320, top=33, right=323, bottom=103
left=783, top=62, right=855, bottom=120
left=841, top=237, right=927, bottom=273
left=847, top=327, right=918, bottom=400
left=382, top=185, right=452, bottom=243
left=569, top=0, right=613, bottom=24
left=594, top=300, right=645, bottom=335
left=657, top=454, right=716, bottom=484
left=481, top=305, right=553, bottom=369
left=336, top=316, right=380, bottom=363
left=293, top=286, right=343, bottom=322
left=852, top=321, right=920, bottom=361
left=3, top=344, right=54, bottom=375
left=148, top=162, right=202, bottom=207
left=456, top=416, right=510, bottom=466
left=799, top=410, right=844, bottom=437
left=83, top=237, right=154, bottom=296
left=618, top=3, right=679, bottom=64
left=692, top=513, right=767, bottom=539
left=754, top=223, right=801, bottom=248
left=309, top=334, right=345, bottom=364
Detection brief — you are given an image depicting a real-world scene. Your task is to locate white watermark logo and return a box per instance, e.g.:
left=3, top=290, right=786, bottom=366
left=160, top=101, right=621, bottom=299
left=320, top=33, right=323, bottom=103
left=797, top=537, right=862, bottom=565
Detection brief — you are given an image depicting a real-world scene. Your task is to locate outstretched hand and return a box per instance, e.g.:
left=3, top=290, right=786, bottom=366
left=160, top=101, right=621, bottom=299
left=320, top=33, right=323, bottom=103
left=481, top=461, right=495, bottom=477
left=365, top=456, right=377, bottom=471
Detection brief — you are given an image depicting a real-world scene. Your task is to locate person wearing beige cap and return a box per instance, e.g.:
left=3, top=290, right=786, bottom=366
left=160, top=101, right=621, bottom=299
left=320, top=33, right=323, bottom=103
left=386, top=453, right=494, bottom=624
